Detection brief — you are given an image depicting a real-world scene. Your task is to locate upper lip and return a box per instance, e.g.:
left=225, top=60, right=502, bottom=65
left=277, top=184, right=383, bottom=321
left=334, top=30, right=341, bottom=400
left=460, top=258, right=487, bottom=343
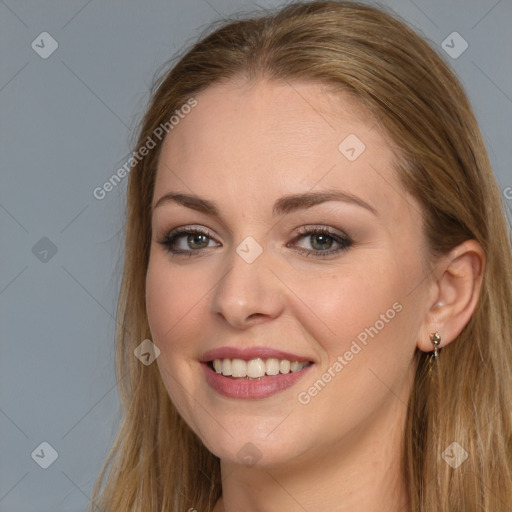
left=199, top=346, right=314, bottom=363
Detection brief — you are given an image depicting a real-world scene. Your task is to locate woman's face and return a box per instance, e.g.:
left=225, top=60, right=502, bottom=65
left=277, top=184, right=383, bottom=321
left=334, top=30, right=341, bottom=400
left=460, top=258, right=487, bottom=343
left=146, top=79, right=433, bottom=468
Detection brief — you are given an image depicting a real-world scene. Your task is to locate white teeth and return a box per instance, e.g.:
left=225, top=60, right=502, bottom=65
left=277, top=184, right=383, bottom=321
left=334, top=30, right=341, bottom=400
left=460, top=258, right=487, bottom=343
left=221, top=359, right=232, bottom=376
left=279, top=360, right=291, bottom=374
left=266, top=358, right=280, bottom=376
left=231, top=358, right=247, bottom=378
left=290, top=361, right=301, bottom=372
left=247, top=358, right=266, bottom=378
left=211, top=357, right=310, bottom=378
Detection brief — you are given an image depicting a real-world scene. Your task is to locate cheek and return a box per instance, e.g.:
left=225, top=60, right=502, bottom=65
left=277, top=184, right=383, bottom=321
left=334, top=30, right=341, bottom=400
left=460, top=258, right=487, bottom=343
left=145, top=254, right=211, bottom=430
left=287, top=259, right=422, bottom=414
left=291, top=270, right=417, bottom=427
left=146, top=248, right=417, bottom=359
left=290, top=263, right=406, bottom=351
left=145, top=255, right=204, bottom=357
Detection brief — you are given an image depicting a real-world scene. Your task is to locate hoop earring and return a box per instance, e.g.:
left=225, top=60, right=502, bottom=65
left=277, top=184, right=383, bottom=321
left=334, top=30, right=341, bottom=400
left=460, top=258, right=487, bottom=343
left=428, top=331, right=441, bottom=373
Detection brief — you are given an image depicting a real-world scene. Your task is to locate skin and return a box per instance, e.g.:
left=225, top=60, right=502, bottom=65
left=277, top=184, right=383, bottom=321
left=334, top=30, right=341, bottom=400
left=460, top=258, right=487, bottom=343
left=145, top=78, right=484, bottom=511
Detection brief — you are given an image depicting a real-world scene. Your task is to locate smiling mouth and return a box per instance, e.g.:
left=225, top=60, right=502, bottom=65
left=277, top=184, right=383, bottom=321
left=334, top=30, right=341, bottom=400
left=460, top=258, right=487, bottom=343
left=208, top=357, right=313, bottom=379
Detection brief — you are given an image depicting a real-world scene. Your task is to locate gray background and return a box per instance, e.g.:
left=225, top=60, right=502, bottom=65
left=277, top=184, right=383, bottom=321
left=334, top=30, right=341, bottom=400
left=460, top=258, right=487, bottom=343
left=1, top=0, right=511, bottom=510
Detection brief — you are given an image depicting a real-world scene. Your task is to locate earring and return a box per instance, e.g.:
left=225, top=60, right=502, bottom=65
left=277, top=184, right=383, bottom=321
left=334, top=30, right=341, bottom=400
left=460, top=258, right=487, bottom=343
left=431, top=331, right=441, bottom=359
left=428, top=331, right=441, bottom=373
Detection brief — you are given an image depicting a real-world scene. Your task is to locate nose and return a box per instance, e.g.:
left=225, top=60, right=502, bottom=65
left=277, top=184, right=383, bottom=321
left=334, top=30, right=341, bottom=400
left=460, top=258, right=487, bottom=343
left=210, top=242, right=285, bottom=329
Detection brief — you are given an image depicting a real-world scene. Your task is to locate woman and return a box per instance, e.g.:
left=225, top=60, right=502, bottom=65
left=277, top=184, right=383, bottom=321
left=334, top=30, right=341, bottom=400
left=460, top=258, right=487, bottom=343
left=91, top=1, right=512, bottom=510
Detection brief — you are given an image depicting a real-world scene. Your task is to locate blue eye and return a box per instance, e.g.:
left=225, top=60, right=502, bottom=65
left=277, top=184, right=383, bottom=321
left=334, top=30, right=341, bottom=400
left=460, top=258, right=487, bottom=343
left=157, top=225, right=353, bottom=258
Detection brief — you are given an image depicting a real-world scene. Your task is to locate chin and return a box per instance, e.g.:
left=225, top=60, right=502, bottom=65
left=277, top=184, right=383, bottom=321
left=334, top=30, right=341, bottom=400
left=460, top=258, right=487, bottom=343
left=190, top=414, right=310, bottom=469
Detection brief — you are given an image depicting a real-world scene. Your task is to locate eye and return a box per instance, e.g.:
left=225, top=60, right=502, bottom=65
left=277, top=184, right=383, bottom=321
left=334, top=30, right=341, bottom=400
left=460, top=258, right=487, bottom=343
left=289, top=226, right=353, bottom=258
left=157, top=226, right=219, bottom=256
left=157, top=225, right=353, bottom=259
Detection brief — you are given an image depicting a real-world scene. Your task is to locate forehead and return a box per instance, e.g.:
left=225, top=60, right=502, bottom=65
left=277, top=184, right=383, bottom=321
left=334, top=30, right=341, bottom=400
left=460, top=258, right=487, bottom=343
left=160, top=78, right=384, bottom=162
left=154, top=79, right=415, bottom=224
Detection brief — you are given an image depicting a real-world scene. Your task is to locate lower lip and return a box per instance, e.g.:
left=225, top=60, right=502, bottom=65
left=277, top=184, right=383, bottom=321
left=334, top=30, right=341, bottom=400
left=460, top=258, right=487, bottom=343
left=202, top=362, right=313, bottom=399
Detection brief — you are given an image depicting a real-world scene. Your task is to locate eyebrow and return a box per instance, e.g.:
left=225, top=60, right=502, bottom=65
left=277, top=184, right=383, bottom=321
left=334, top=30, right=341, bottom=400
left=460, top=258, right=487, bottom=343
left=152, top=189, right=378, bottom=217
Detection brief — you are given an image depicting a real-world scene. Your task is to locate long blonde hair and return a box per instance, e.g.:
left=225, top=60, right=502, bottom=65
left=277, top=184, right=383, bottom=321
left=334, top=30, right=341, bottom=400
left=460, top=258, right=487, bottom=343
left=91, top=2, right=512, bottom=510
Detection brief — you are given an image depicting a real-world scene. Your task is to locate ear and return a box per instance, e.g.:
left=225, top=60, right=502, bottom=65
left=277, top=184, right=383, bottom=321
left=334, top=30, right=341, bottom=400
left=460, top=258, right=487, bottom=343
left=417, top=239, right=485, bottom=353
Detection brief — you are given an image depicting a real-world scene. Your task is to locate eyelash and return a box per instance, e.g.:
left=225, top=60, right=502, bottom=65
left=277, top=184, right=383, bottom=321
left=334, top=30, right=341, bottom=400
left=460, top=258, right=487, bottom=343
left=157, top=225, right=353, bottom=259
